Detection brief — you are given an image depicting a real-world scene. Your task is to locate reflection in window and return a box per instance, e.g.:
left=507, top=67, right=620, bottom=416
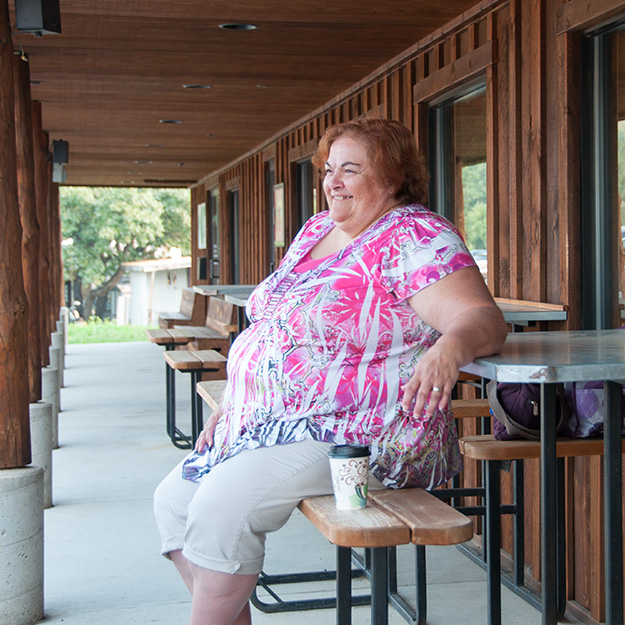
left=429, top=84, right=488, bottom=281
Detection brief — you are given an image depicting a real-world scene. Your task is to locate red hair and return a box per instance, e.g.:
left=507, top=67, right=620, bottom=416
left=312, top=118, right=429, bottom=205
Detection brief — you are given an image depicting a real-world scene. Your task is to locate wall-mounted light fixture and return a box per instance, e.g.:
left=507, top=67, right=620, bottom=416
left=52, top=139, right=68, bottom=183
left=14, top=0, right=61, bottom=36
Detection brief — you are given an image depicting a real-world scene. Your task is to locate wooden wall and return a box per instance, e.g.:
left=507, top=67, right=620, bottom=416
left=190, top=0, right=625, bottom=622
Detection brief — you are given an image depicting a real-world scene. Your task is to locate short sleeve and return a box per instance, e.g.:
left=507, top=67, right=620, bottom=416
left=377, top=208, right=476, bottom=302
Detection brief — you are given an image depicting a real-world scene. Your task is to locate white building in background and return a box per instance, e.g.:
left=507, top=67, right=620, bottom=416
left=119, top=255, right=191, bottom=326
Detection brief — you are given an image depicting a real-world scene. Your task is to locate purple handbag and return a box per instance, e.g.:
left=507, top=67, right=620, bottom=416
left=487, top=379, right=625, bottom=440
left=559, top=381, right=625, bottom=438
left=487, top=380, right=565, bottom=440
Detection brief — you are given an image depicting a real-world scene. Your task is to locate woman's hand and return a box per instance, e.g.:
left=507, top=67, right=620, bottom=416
left=403, top=266, right=508, bottom=419
left=195, top=406, right=223, bottom=453
left=401, top=344, right=459, bottom=419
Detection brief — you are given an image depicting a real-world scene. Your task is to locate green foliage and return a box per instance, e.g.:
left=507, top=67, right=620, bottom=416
left=67, top=318, right=155, bottom=344
left=61, top=186, right=191, bottom=286
left=461, top=162, right=487, bottom=250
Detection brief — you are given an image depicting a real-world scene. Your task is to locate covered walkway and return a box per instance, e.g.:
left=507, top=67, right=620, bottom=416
left=40, top=340, right=548, bottom=624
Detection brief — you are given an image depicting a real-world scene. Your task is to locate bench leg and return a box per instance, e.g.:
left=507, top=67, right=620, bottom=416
left=370, top=547, right=389, bottom=625
left=337, top=546, right=352, bottom=625
left=191, top=371, right=203, bottom=444
left=485, top=459, right=502, bottom=625
left=414, top=545, right=427, bottom=625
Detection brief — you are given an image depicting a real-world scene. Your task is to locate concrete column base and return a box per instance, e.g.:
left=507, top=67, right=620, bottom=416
left=59, top=307, right=68, bottom=350
left=0, top=466, right=44, bottom=625
left=29, top=401, right=53, bottom=509
left=48, top=346, right=62, bottom=411
left=51, top=331, right=65, bottom=387
left=42, top=366, right=60, bottom=449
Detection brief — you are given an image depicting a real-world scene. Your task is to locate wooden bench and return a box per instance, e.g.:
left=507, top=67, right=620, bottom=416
left=299, top=490, right=472, bottom=625
left=174, top=296, right=237, bottom=352
left=459, top=433, right=625, bottom=625
left=162, top=350, right=227, bottom=448
left=191, top=382, right=487, bottom=621
left=158, top=287, right=207, bottom=329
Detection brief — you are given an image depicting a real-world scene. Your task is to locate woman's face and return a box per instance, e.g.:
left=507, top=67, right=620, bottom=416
left=323, top=136, right=396, bottom=238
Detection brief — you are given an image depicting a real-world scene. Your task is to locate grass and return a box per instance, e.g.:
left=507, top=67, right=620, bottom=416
left=67, top=318, right=155, bottom=344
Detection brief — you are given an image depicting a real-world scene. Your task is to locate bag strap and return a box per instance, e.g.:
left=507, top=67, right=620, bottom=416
left=486, top=380, right=566, bottom=440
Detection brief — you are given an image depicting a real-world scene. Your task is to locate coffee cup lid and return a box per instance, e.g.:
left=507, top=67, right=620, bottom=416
left=328, top=444, right=370, bottom=458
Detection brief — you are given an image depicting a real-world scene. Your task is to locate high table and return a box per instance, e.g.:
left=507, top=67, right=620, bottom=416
left=461, top=329, right=625, bottom=625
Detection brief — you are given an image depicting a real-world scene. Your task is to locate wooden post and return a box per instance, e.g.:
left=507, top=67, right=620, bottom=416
left=0, top=0, right=31, bottom=469
left=31, top=102, right=51, bottom=367
left=14, top=54, right=42, bottom=403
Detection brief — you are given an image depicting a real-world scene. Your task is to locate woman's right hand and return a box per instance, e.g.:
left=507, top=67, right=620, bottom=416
left=194, top=406, right=223, bottom=453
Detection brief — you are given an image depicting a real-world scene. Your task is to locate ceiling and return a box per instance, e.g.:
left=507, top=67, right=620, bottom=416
left=8, top=0, right=479, bottom=188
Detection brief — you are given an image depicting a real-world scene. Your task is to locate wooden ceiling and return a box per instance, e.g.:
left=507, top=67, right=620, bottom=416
left=9, top=0, right=480, bottom=187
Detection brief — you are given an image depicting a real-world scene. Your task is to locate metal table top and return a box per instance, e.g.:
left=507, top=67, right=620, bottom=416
left=498, top=302, right=567, bottom=324
left=461, top=329, right=625, bottom=384
left=192, top=284, right=256, bottom=297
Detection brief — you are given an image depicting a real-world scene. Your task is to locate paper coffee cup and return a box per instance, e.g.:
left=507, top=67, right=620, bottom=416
left=328, top=445, right=370, bottom=510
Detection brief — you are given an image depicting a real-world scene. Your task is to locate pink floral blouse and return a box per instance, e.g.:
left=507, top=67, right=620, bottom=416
left=182, top=205, right=476, bottom=489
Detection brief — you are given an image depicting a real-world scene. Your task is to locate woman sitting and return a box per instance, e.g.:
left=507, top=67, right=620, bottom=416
left=154, top=117, right=508, bottom=625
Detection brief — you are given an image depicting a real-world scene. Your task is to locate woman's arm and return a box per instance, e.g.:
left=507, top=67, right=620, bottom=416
left=401, top=265, right=508, bottom=419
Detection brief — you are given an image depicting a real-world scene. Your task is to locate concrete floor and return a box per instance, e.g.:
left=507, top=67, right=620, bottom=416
left=37, top=340, right=572, bottom=625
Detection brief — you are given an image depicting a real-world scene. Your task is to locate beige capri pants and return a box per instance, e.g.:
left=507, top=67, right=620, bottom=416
left=154, top=438, right=385, bottom=576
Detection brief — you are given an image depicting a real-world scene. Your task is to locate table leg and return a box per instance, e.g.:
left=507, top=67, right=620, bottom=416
left=604, top=381, right=623, bottom=625
left=540, top=383, right=558, bottom=625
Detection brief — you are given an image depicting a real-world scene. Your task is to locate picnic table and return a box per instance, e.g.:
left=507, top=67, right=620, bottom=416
left=461, top=329, right=625, bottom=625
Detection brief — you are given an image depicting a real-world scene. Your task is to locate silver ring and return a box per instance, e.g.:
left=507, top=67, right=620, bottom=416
left=432, top=386, right=442, bottom=393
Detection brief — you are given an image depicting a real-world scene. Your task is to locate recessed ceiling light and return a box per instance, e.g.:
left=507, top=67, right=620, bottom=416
left=159, top=119, right=183, bottom=124
left=219, top=23, right=258, bottom=30
left=183, top=84, right=212, bottom=89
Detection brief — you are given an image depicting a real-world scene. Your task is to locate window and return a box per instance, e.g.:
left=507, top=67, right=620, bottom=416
left=208, top=188, right=220, bottom=284
left=581, top=22, right=625, bottom=328
left=265, top=160, right=276, bottom=272
left=296, top=159, right=316, bottom=230
left=228, top=189, right=240, bottom=284
left=428, top=81, right=488, bottom=281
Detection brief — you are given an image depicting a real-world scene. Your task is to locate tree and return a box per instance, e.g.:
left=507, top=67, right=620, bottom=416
left=61, top=186, right=191, bottom=320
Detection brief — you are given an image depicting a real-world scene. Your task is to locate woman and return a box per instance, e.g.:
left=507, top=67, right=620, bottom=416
left=154, top=118, right=508, bottom=625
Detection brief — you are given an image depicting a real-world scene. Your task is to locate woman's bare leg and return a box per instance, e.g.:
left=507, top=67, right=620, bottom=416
left=169, top=549, right=194, bottom=593
left=188, top=562, right=258, bottom=625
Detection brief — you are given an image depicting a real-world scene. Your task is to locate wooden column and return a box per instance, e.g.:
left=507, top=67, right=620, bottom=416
left=0, top=0, right=31, bottom=469
left=14, top=55, right=42, bottom=403
left=31, top=102, right=51, bottom=367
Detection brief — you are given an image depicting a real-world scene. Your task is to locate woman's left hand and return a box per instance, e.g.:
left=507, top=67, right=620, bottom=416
left=401, top=345, right=458, bottom=419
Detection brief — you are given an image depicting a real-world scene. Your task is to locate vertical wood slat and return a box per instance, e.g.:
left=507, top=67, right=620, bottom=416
left=14, top=55, right=42, bottom=402
left=31, top=102, right=50, bottom=366
left=0, top=0, right=31, bottom=468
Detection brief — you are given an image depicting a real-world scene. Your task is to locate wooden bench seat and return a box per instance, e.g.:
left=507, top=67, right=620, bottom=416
left=158, top=287, right=206, bottom=329
left=299, top=490, right=472, bottom=625
left=163, top=350, right=227, bottom=449
left=146, top=327, right=194, bottom=347
left=196, top=379, right=227, bottom=410
left=460, top=433, right=625, bottom=460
